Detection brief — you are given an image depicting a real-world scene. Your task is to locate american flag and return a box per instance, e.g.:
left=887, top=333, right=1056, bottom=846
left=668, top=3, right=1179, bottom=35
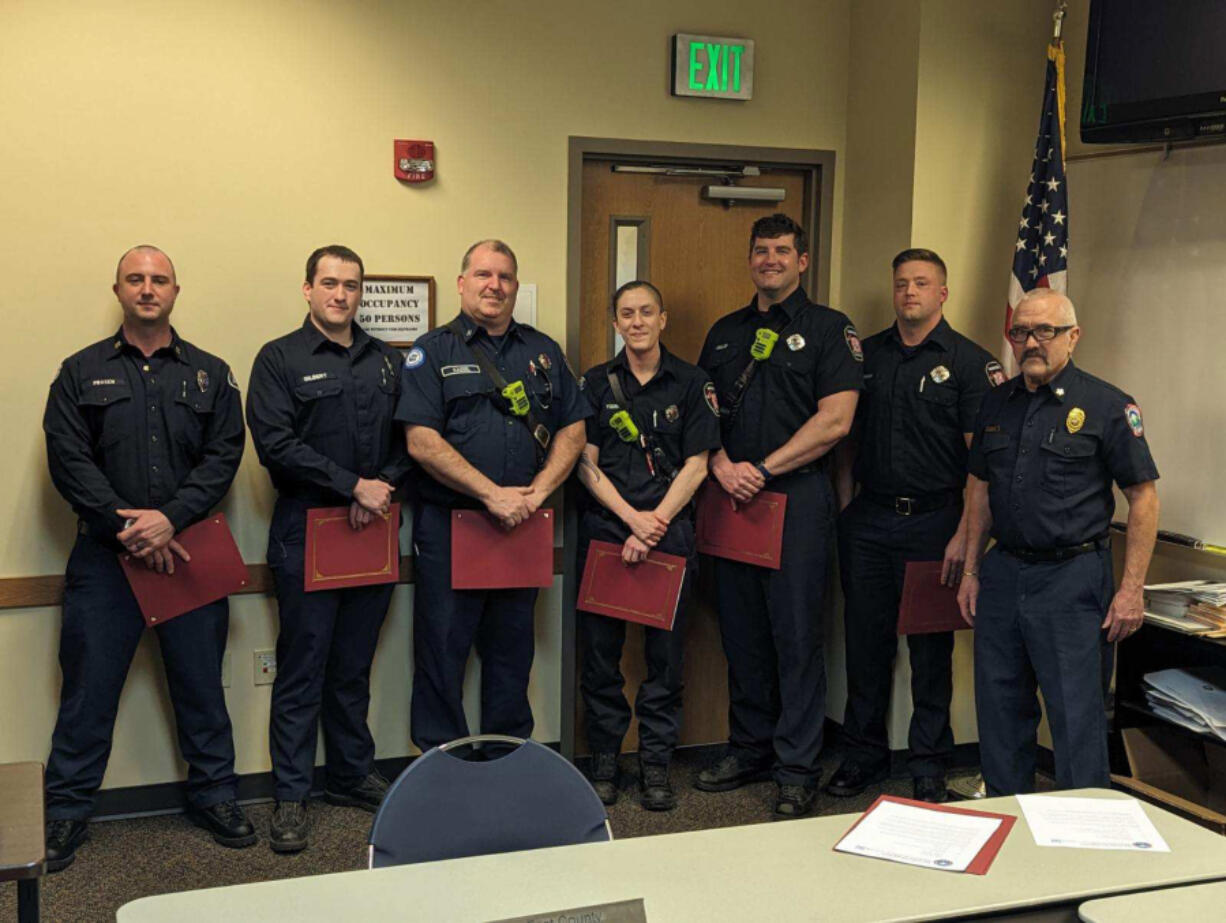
left=1003, top=40, right=1068, bottom=374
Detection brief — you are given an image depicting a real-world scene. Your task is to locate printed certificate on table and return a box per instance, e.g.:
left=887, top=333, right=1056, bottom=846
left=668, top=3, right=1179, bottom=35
left=1017, top=794, right=1171, bottom=851
left=834, top=796, right=1008, bottom=873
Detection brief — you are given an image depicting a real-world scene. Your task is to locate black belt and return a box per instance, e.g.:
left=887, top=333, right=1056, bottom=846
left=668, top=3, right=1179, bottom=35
left=862, top=489, right=960, bottom=516
left=999, top=538, right=1108, bottom=563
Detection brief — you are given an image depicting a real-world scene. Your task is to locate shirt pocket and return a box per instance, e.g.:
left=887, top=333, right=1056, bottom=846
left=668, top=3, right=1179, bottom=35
left=1039, top=435, right=1096, bottom=497
left=442, top=372, right=493, bottom=433
left=172, top=385, right=217, bottom=453
left=77, top=379, right=134, bottom=447
left=917, top=379, right=958, bottom=418
left=293, top=376, right=346, bottom=438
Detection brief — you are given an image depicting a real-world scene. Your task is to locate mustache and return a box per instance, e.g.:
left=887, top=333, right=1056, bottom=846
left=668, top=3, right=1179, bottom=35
left=1022, top=348, right=1045, bottom=361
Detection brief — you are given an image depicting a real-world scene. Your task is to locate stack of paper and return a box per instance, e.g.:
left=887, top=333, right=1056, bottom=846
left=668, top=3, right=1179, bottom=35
left=1143, top=667, right=1226, bottom=741
left=1143, top=581, right=1226, bottom=633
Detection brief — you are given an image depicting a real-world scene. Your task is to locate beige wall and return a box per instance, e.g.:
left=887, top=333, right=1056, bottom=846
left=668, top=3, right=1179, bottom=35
left=1, top=0, right=851, bottom=790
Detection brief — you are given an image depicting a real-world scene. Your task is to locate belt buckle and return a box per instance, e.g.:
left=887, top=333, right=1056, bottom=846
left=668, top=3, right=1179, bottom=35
left=895, top=496, right=914, bottom=516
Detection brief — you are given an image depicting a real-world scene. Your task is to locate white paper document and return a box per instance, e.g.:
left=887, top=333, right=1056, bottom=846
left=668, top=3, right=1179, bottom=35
left=1017, top=795, right=1170, bottom=851
left=834, top=799, right=1002, bottom=872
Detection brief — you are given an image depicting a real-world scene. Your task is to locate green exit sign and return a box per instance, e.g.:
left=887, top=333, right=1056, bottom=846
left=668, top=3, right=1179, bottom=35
left=672, top=33, right=754, bottom=101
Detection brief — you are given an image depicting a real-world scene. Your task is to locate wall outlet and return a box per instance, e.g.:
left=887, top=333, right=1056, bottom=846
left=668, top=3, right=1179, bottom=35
left=221, top=651, right=231, bottom=688
left=254, top=649, right=277, bottom=685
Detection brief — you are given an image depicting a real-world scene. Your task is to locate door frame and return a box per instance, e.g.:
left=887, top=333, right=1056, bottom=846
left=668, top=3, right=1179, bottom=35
left=560, top=137, right=837, bottom=759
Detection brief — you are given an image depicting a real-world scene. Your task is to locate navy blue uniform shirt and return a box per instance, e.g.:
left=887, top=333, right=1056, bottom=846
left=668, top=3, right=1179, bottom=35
left=856, top=317, right=1000, bottom=496
left=968, top=359, right=1159, bottom=549
left=395, top=312, right=590, bottom=508
left=247, top=317, right=411, bottom=502
left=581, top=345, right=722, bottom=510
left=698, top=287, right=864, bottom=464
left=44, top=328, right=244, bottom=541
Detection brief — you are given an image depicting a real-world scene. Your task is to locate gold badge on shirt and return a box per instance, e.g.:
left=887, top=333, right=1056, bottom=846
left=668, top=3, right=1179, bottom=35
left=1066, top=407, right=1085, bottom=434
left=930, top=365, right=950, bottom=384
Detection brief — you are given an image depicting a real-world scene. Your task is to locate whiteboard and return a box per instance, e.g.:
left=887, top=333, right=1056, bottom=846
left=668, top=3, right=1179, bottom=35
left=1068, top=142, right=1226, bottom=543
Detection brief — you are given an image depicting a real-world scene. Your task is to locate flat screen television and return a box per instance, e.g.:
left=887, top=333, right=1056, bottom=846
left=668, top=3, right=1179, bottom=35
left=1081, top=0, right=1226, bottom=144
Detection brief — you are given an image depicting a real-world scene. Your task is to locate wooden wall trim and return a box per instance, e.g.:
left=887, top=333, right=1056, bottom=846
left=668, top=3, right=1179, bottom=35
left=0, top=549, right=565, bottom=612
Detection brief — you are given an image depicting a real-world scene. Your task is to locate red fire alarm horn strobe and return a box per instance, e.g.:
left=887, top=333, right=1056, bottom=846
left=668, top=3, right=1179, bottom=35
left=395, top=140, right=435, bottom=183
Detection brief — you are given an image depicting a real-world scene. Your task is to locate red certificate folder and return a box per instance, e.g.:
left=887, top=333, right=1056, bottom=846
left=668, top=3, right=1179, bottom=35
left=834, top=794, right=1017, bottom=875
left=695, top=482, right=787, bottom=570
left=119, top=513, right=250, bottom=627
left=577, top=541, right=686, bottom=630
left=451, top=509, right=554, bottom=590
left=897, top=560, right=968, bottom=635
left=304, top=503, right=401, bottom=592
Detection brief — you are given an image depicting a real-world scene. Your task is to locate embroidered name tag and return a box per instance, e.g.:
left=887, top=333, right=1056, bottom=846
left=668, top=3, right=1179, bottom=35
left=302, top=372, right=329, bottom=383
left=90, top=378, right=119, bottom=386
left=441, top=363, right=482, bottom=377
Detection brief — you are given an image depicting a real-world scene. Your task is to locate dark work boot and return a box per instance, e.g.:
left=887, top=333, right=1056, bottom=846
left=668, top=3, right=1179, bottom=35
left=639, top=762, right=677, bottom=812
left=589, top=752, right=620, bottom=806
left=325, top=770, right=391, bottom=813
left=46, top=819, right=89, bottom=872
left=269, top=800, right=309, bottom=854
left=695, top=752, right=770, bottom=792
left=189, top=799, right=257, bottom=847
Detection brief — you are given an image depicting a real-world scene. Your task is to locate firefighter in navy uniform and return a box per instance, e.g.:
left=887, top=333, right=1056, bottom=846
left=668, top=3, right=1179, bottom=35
left=575, top=281, right=721, bottom=811
left=696, top=214, right=862, bottom=818
left=829, top=249, right=999, bottom=804
left=247, top=245, right=412, bottom=853
left=396, top=239, right=589, bottom=753
left=958, top=289, right=1159, bottom=795
left=42, top=245, right=253, bottom=871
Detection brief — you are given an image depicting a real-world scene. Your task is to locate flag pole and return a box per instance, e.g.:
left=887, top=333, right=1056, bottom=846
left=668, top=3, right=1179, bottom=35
left=1052, top=0, right=1067, bottom=43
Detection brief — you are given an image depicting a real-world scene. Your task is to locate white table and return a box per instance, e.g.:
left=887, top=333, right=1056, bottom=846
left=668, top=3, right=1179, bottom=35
left=118, top=789, right=1226, bottom=922
left=1079, top=880, right=1226, bottom=922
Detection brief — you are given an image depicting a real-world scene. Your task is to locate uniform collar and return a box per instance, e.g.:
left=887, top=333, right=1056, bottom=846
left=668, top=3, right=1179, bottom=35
left=1007, top=356, right=1079, bottom=402
left=887, top=315, right=953, bottom=353
left=453, top=310, right=522, bottom=344
left=300, top=315, right=371, bottom=354
left=740, top=285, right=809, bottom=322
left=108, top=326, right=191, bottom=364
left=610, top=343, right=678, bottom=383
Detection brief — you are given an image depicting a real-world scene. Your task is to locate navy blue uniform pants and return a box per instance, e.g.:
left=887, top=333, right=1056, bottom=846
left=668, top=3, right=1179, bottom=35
left=712, top=470, right=835, bottom=787
left=410, top=502, right=537, bottom=751
left=267, top=498, right=393, bottom=801
left=837, top=497, right=961, bottom=778
left=578, top=511, right=694, bottom=766
left=45, top=534, right=237, bottom=820
left=974, top=546, right=1114, bottom=795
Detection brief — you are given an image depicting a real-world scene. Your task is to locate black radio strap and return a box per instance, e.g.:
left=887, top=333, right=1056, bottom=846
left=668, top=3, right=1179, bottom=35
left=446, top=317, right=550, bottom=461
left=721, top=312, right=793, bottom=426
left=606, top=368, right=678, bottom=483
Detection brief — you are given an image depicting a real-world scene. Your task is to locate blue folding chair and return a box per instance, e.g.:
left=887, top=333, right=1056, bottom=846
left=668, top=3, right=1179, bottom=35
left=368, top=735, right=612, bottom=868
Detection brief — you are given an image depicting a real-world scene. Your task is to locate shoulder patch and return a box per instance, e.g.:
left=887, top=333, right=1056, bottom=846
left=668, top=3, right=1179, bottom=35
left=404, top=346, right=425, bottom=370
left=577, top=375, right=586, bottom=391
left=843, top=325, right=863, bottom=362
left=1124, top=403, right=1144, bottom=437
left=703, top=382, right=720, bottom=417
left=227, top=369, right=239, bottom=390
left=985, top=360, right=1007, bottom=387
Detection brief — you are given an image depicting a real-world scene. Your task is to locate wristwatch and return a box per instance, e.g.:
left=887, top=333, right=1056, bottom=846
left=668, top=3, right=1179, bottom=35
left=755, top=461, right=773, bottom=482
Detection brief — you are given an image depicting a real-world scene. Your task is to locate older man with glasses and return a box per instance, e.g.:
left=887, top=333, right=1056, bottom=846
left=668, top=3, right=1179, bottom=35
left=956, top=288, right=1160, bottom=795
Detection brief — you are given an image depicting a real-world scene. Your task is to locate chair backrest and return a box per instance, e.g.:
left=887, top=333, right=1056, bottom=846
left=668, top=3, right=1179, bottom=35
left=368, top=736, right=611, bottom=868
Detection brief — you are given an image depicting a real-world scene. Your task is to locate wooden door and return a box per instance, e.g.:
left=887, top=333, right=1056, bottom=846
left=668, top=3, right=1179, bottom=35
left=576, top=160, right=813, bottom=754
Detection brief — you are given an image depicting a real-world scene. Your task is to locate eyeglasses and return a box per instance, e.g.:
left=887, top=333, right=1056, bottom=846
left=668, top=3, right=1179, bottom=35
left=1006, top=324, right=1074, bottom=344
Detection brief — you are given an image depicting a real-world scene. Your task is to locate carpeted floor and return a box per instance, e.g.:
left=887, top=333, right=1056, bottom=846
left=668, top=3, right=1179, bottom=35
left=1, top=750, right=985, bottom=923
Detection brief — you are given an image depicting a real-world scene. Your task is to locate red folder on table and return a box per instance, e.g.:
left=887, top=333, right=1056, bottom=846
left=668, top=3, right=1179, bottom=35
left=695, top=482, right=787, bottom=570
left=897, top=560, right=968, bottom=635
left=304, top=504, right=401, bottom=592
left=451, top=509, right=554, bottom=590
left=834, top=794, right=1017, bottom=875
left=119, top=513, right=249, bottom=627
left=577, top=541, right=686, bottom=630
